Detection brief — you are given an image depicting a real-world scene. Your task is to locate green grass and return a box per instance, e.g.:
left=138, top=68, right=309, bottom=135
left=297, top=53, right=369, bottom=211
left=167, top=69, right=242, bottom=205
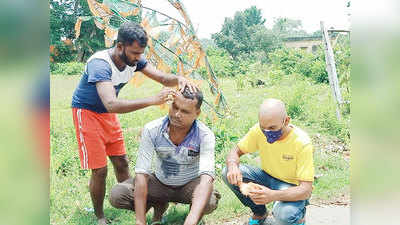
left=50, top=74, right=350, bottom=224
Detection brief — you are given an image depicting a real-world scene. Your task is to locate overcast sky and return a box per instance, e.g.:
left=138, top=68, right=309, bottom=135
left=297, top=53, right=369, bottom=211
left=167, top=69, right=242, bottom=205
left=142, top=0, right=351, bottom=39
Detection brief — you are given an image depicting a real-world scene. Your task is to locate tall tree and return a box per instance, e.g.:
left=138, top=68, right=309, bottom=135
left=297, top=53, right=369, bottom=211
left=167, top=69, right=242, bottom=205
left=50, top=0, right=106, bottom=62
left=211, top=6, right=277, bottom=59
left=272, top=17, right=308, bottom=38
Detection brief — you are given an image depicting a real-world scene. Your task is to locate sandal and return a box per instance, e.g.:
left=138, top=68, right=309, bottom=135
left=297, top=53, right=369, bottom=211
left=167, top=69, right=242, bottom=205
left=246, top=218, right=266, bottom=225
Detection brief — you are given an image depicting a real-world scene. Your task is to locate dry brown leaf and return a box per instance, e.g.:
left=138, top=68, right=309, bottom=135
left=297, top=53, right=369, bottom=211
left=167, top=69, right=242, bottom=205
left=87, top=0, right=113, bottom=18
left=171, top=36, right=180, bottom=48
left=94, top=20, right=105, bottom=30
left=149, top=26, right=162, bottom=39
left=179, top=26, right=186, bottom=38
left=183, top=68, right=193, bottom=77
left=146, top=47, right=156, bottom=60
left=132, top=7, right=140, bottom=16
left=165, top=34, right=180, bottom=48
left=119, top=11, right=130, bottom=17
left=49, top=45, right=55, bottom=54
left=74, top=17, right=83, bottom=38
left=194, top=50, right=205, bottom=69
left=214, top=92, right=221, bottom=105
left=177, top=61, right=184, bottom=75
left=147, top=37, right=154, bottom=51
left=105, top=26, right=118, bottom=40
left=187, top=50, right=194, bottom=60
left=120, top=7, right=140, bottom=17
left=141, top=17, right=151, bottom=33
left=168, top=22, right=175, bottom=32
left=104, top=35, right=114, bottom=47
left=191, top=40, right=201, bottom=50
left=199, top=55, right=206, bottom=68
left=176, top=48, right=182, bottom=56
left=172, top=2, right=191, bottom=27
left=212, top=111, right=218, bottom=123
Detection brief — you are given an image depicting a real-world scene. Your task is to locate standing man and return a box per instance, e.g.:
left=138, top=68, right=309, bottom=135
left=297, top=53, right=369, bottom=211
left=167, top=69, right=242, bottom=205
left=71, top=21, right=195, bottom=225
left=223, top=98, right=314, bottom=225
left=109, top=88, right=220, bottom=225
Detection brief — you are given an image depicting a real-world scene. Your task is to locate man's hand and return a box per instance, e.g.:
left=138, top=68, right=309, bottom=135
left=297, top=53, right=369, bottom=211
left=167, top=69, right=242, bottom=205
left=177, top=76, right=197, bottom=93
left=226, top=146, right=246, bottom=186
left=226, top=163, right=243, bottom=186
left=248, top=184, right=277, bottom=205
left=151, top=88, right=177, bottom=105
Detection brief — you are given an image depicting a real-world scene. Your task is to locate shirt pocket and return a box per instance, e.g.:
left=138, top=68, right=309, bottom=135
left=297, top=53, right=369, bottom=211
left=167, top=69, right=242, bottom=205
left=179, top=146, right=199, bottom=164
left=155, top=146, right=173, bottom=158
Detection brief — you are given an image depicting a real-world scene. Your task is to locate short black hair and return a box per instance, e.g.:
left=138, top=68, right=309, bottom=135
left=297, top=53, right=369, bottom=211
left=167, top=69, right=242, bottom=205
left=117, top=21, right=148, bottom=47
left=182, top=86, right=203, bottom=109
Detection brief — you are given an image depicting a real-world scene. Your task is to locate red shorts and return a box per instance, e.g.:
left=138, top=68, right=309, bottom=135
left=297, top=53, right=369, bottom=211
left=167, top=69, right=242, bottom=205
left=72, top=108, right=126, bottom=169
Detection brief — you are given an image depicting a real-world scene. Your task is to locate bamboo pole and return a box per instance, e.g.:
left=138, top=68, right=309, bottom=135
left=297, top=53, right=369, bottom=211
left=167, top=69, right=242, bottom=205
left=321, top=21, right=343, bottom=120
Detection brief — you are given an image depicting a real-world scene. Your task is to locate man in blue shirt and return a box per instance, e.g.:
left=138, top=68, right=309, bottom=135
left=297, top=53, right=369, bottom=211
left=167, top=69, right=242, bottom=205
left=109, top=88, right=220, bottom=225
left=71, top=21, right=195, bottom=225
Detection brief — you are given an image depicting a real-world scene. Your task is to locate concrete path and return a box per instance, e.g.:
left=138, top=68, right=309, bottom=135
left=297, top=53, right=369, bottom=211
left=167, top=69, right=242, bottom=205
left=207, top=204, right=350, bottom=225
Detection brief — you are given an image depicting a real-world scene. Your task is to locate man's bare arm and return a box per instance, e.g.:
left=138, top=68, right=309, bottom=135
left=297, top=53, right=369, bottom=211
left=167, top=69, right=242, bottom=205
left=134, top=173, right=149, bottom=225
left=249, top=181, right=313, bottom=205
left=226, top=146, right=246, bottom=186
left=141, top=64, right=179, bottom=87
left=273, top=181, right=312, bottom=201
left=226, top=145, right=246, bottom=167
left=183, top=175, right=214, bottom=225
left=96, top=81, right=174, bottom=113
left=141, top=64, right=196, bottom=92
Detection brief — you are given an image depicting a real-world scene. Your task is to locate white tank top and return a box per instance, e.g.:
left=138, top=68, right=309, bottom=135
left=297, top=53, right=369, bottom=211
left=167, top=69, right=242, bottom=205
left=86, top=49, right=137, bottom=86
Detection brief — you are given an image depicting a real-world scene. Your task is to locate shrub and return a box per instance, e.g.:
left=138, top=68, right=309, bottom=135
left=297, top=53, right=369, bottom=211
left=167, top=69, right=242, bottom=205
left=51, top=62, right=85, bottom=75
left=204, top=47, right=236, bottom=77
left=268, top=47, right=329, bottom=83
left=262, top=73, right=350, bottom=144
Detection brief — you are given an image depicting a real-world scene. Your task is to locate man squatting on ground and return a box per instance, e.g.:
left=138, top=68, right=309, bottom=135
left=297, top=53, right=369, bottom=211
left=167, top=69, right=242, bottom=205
left=71, top=21, right=195, bottom=225
left=109, top=87, right=221, bottom=225
left=223, top=98, right=314, bottom=225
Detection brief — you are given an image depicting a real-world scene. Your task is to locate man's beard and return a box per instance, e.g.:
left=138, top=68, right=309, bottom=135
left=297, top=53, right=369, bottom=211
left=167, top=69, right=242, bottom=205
left=120, top=49, right=137, bottom=67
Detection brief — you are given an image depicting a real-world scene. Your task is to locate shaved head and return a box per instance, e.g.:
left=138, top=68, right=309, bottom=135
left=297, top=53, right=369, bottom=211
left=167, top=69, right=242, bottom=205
left=259, top=98, right=287, bottom=121
left=259, top=98, right=289, bottom=132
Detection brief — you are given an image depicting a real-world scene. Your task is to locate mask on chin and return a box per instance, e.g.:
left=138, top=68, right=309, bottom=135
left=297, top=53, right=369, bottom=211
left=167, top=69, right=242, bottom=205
left=262, top=129, right=283, bottom=144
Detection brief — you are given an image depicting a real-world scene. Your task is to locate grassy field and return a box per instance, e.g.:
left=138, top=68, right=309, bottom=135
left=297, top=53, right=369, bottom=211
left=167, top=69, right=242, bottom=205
left=50, top=74, right=350, bottom=224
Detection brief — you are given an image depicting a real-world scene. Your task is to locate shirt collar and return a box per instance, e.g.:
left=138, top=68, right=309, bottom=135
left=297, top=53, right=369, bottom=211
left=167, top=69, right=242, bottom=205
left=160, top=116, right=199, bottom=150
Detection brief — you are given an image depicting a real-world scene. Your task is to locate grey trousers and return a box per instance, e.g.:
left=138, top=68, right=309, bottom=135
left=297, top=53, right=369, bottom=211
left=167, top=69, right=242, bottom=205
left=109, top=174, right=221, bottom=215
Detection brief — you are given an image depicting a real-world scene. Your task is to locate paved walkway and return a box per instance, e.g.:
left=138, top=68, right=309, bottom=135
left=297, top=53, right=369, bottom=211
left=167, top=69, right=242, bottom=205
left=209, top=204, right=350, bottom=225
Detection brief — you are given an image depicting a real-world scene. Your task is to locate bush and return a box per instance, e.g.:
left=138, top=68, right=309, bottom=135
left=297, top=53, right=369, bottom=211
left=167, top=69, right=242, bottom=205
left=204, top=47, right=236, bottom=77
left=234, top=61, right=269, bottom=90
left=262, top=73, right=350, bottom=144
left=51, top=42, right=76, bottom=63
left=203, top=47, right=260, bottom=78
left=51, top=62, right=85, bottom=75
left=268, top=47, right=329, bottom=83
